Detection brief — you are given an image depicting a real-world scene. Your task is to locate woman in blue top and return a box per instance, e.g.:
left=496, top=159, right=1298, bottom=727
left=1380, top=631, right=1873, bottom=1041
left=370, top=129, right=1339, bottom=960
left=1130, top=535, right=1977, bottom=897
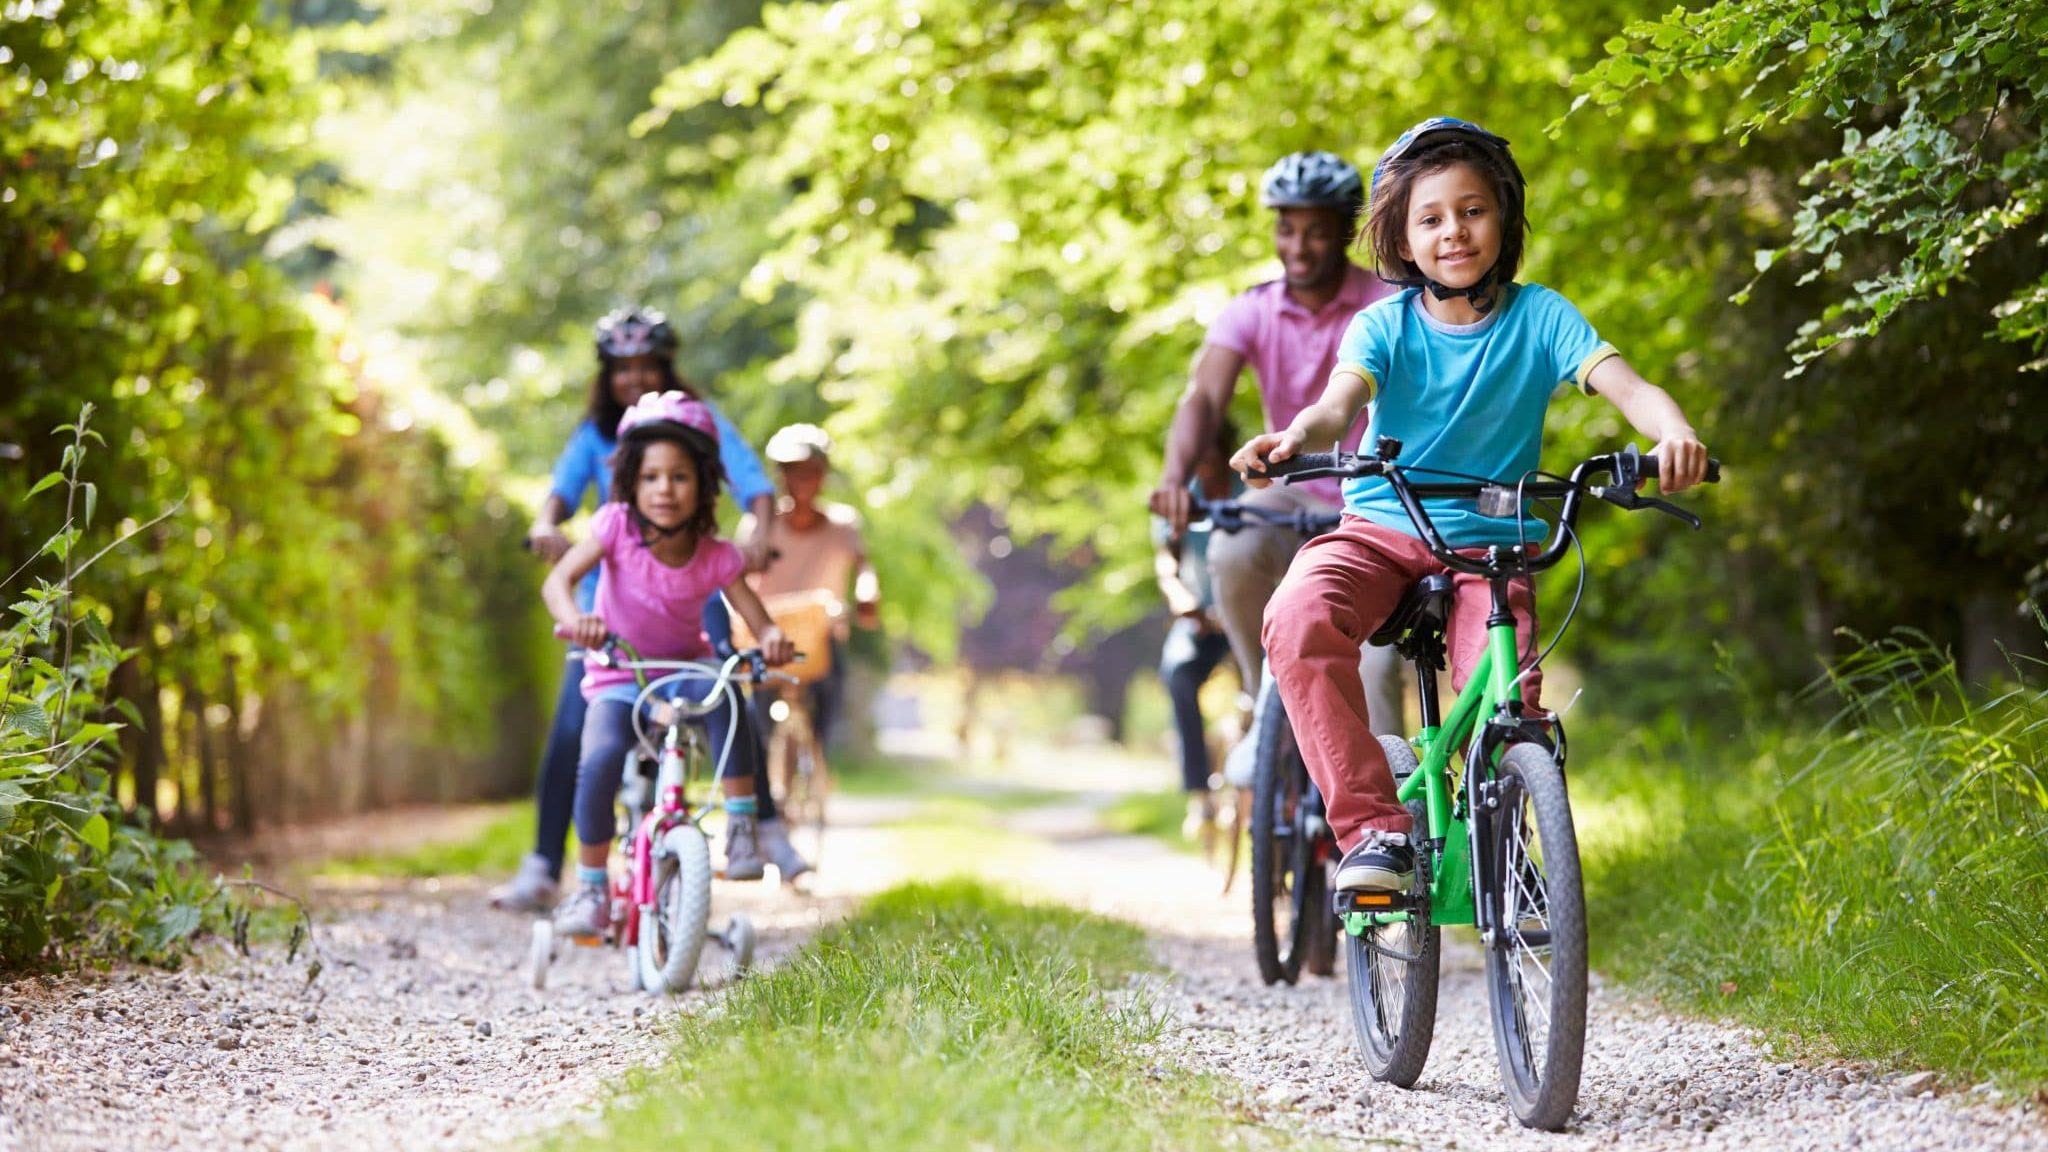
left=1235, top=119, right=1710, bottom=896
left=492, top=308, right=807, bottom=912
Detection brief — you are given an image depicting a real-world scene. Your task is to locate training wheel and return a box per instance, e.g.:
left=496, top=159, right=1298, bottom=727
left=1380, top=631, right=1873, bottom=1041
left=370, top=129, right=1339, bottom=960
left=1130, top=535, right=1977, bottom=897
left=724, top=914, right=757, bottom=977
left=528, top=920, right=554, bottom=991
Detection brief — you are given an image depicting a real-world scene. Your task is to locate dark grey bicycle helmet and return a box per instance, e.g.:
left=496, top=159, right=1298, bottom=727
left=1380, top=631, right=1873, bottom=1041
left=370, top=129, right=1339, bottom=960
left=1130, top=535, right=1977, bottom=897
left=1259, top=151, right=1366, bottom=221
left=1367, top=118, right=1527, bottom=314
left=594, top=308, right=678, bottom=360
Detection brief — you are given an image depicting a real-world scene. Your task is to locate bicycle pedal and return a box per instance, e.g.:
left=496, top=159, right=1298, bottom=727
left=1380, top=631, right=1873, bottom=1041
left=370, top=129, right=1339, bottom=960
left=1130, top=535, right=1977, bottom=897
left=566, top=932, right=608, bottom=948
left=1333, top=889, right=1412, bottom=915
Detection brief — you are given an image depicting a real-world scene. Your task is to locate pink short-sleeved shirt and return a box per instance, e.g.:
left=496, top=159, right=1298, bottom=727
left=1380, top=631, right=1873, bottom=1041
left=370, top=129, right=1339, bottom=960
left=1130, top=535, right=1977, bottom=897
left=582, top=502, right=747, bottom=700
left=1205, top=263, right=1395, bottom=505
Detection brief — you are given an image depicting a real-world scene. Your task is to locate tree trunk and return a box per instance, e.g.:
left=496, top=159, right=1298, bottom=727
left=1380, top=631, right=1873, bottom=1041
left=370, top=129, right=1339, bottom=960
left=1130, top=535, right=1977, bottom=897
left=223, top=656, right=255, bottom=832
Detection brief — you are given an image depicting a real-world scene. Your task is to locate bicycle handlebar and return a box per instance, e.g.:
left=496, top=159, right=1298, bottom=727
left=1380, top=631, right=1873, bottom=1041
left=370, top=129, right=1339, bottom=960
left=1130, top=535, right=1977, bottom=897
left=1188, top=497, right=1342, bottom=539
left=1257, top=440, right=1721, bottom=577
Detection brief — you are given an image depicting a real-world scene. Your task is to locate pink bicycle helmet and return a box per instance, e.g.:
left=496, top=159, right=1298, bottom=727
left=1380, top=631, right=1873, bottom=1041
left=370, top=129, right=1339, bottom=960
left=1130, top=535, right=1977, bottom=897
left=617, top=390, right=720, bottom=450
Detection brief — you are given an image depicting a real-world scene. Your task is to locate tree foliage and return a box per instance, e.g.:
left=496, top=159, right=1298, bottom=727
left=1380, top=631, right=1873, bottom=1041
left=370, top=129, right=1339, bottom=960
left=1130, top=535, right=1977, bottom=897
left=1578, top=0, right=2048, bottom=370
left=2, top=0, right=542, bottom=873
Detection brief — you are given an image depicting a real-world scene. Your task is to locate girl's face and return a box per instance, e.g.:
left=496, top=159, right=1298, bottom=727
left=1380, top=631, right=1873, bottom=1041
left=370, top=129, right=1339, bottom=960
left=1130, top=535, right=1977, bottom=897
left=634, top=440, right=701, bottom=532
left=608, top=356, right=664, bottom=409
left=1397, top=162, right=1502, bottom=292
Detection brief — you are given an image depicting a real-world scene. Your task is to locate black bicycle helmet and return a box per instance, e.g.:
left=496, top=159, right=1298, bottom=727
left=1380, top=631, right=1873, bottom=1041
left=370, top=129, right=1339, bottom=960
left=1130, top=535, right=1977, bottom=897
left=1368, top=118, right=1527, bottom=314
left=594, top=308, right=678, bottom=361
left=1260, top=151, right=1366, bottom=222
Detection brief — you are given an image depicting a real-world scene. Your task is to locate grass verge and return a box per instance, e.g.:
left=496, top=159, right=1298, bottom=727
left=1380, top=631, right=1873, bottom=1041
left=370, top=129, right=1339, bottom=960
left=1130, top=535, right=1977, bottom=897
left=551, top=881, right=1315, bottom=1152
left=1576, top=633, right=2048, bottom=1094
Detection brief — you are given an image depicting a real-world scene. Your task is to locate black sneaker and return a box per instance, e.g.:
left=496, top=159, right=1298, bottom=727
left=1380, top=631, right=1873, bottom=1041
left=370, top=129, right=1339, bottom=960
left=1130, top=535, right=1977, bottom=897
left=1333, top=832, right=1414, bottom=893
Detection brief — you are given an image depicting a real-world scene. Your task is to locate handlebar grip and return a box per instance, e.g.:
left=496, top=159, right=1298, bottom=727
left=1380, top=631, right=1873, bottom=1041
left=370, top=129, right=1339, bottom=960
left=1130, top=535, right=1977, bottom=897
left=1636, top=454, right=1722, bottom=484
left=1262, top=451, right=1339, bottom=479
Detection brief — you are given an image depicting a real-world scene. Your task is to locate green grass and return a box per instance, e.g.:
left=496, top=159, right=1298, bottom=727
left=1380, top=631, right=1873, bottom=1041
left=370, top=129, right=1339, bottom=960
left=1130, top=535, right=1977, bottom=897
left=313, top=804, right=536, bottom=880
left=1577, top=633, right=2048, bottom=1093
left=551, top=881, right=1320, bottom=1152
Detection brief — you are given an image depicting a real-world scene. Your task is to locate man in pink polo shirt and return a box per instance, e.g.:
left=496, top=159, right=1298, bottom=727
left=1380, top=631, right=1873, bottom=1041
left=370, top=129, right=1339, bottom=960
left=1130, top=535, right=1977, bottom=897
left=1150, top=151, right=1406, bottom=760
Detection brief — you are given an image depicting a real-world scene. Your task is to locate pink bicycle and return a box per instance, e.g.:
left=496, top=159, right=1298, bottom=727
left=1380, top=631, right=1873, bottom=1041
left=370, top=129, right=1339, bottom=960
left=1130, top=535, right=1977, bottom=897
left=528, top=635, right=790, bottom=994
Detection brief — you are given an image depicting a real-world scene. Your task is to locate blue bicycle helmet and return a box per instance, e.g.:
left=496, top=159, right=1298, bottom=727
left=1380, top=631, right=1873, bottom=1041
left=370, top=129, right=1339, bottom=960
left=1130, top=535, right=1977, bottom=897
left=1367, top=118, right=1527, bottom=314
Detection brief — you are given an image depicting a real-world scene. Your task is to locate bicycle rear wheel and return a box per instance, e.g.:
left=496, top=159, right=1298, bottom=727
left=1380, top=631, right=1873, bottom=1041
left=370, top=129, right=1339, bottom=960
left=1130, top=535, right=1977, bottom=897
left=1481, top=743, right=1586, bottom=1130
left=1347, top=735, right=1440, bottom=1086
left=1249, top=680, right=1315, bottom=986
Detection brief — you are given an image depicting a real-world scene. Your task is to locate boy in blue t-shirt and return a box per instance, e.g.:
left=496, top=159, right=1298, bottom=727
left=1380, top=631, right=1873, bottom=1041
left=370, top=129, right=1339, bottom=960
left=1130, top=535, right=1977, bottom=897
left=1232, top=119, right=1710, bottom=895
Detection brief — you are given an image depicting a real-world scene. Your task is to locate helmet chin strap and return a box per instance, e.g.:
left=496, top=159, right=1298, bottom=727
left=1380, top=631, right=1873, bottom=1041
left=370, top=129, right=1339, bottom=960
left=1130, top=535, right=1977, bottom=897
left=630, top=507, right=692, bottom=546
left=1420, top=264, right=1505, bottom=315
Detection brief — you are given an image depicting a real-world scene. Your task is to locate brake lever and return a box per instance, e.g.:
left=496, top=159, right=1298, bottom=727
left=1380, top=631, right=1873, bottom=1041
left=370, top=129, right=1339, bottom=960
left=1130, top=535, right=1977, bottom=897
left=1641, top=497, right=1703, bottom=531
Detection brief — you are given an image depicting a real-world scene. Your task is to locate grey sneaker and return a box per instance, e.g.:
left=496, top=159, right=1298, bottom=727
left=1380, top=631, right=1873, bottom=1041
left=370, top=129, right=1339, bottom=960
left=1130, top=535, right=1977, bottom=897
left=489, top=852, right=558, bottom=913
left=723, top=812, right=766, bottom=881
left=1333, top=831, right=1415, bottom=893
left=756, top=817, right=813, bottom=883
left=550, top=883, right=610, bottom=940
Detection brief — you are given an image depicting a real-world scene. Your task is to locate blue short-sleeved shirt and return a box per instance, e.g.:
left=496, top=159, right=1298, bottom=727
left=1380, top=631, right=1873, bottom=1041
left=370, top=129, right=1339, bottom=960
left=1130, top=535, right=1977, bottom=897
left=549, top=402, right=776, bottom=608
left=1333, top=284, right=1618, bottom=548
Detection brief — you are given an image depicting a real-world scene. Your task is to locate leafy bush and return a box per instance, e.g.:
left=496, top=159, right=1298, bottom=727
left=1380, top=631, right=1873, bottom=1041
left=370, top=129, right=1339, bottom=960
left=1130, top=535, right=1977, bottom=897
left=1, top=408, right=217, bottom=968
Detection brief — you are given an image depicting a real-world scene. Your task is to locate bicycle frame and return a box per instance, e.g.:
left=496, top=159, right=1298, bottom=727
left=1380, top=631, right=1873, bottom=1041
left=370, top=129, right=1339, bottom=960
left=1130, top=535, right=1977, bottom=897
left=1373, top=615, right=1526, bottom=930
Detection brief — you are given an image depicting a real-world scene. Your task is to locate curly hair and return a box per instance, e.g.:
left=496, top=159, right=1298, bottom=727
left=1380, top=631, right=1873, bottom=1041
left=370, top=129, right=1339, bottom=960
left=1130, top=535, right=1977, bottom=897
left=1364, top=138, right=1528, bottom=288
left=609, top=425, right=725, bottom=542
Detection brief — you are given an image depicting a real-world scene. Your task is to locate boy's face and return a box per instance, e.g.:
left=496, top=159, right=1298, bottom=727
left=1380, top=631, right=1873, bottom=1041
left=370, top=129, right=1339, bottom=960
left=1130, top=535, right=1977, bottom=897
left=635, top=440, right=700, bottom=531
left=1273, top=206, right=1349, bottom=291
left=779, top=457, right=828, bottom=503
left=1397, top=162, right=1501, bottom=291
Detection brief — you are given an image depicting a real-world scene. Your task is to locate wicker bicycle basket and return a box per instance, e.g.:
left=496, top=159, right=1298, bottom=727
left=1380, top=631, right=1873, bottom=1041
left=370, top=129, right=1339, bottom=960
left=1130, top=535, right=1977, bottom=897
left=732, top=589, right=840, bottom=684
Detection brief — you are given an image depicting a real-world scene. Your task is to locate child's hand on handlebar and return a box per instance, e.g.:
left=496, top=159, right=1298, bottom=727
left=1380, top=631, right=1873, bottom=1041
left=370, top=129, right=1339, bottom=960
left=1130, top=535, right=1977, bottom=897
left=556, top=614, right=609, bottom=650
left=1650, top=432, right=1710, bottom=494
left=1231, top=431, right=1303, bottom=489
left=756, top=625, right=796, bottom=667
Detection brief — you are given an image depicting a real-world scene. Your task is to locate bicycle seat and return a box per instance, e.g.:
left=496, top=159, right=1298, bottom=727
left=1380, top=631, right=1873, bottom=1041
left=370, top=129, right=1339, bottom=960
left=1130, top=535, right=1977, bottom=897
left=1368, top=574, right=1453, bottom=648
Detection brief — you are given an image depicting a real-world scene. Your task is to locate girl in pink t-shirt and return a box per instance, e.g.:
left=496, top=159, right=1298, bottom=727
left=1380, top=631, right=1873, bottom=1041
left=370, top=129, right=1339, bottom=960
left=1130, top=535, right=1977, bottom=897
left=541, top=392, right=794, bottom=938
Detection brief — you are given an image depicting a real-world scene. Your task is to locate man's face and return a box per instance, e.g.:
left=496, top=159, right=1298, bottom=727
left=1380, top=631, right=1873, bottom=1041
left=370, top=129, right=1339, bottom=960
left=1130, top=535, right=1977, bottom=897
left=1273, top=206, right=1349, bottom=291
left=780, top=457, right=828, bottom=503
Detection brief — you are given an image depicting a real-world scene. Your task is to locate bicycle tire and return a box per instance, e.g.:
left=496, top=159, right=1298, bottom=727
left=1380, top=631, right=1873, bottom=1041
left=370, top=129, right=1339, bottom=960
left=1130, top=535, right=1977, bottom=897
left=1347, top=735, right=1440, bottom=1085
left=788, top=720, right=828, bottom=866
left=1249, top=680, right=1313, bottom=986
left=1480, top=743, right=1587, bottom=1130
left=637, top=824, right=712, bottom=994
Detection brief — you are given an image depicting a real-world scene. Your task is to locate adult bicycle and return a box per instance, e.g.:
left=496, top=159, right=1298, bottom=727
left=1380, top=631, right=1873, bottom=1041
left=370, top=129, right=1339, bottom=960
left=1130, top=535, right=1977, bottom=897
left=1263, top=437, right=1719, bottom=1129
left=1190, top=498, right=1343, bottom=986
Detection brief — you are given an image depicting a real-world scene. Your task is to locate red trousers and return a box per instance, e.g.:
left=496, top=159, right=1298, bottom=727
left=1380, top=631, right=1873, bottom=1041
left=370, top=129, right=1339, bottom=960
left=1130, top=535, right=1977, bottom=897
left=1262, top=517, right=1544, bottom=850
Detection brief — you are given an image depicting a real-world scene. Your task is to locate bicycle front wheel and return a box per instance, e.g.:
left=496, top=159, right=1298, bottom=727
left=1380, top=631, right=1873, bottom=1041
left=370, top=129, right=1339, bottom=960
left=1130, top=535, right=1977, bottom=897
left=1249, top=681, right=1315, bottom=986
left=783, top=721, right=829, bottom=866
left=1348, top=735, right=1439, bottom=1086
left=637, top=824, right=712, bottom=994
left=1481, top=743, right=1587, bottom=1130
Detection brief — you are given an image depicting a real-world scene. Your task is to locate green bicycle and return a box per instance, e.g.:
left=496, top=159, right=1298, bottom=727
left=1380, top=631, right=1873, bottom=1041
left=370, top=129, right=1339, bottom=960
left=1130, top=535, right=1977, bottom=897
left=1266, top=438, right=1718, bottom=1130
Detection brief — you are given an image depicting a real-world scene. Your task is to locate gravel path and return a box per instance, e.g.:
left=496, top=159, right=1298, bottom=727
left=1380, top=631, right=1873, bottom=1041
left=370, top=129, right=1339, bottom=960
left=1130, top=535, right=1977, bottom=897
left=1002, top=795, right=2048, bottom=1152
left=0, top=862, right=834, bottom=1152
